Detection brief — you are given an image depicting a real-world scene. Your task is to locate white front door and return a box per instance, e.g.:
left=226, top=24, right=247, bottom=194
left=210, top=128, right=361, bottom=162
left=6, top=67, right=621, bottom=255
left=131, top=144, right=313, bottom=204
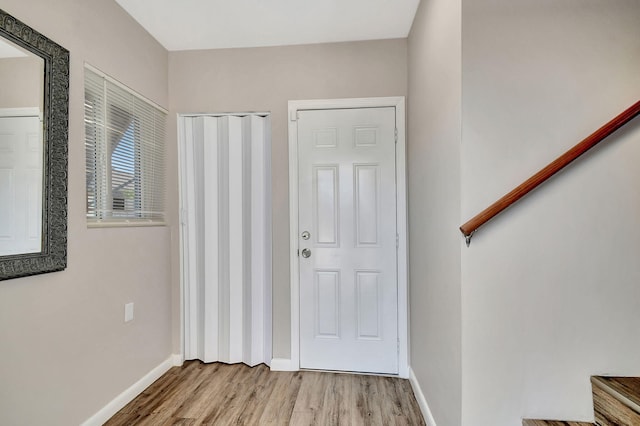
left=0, top=114, right=42, bottom=256
left=297, top=107, right=398, bottom=375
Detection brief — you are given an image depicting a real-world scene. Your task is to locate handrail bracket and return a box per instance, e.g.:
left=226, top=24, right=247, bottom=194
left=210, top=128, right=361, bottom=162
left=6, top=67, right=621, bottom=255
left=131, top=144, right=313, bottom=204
left=464, top=231, right=475, bottom=247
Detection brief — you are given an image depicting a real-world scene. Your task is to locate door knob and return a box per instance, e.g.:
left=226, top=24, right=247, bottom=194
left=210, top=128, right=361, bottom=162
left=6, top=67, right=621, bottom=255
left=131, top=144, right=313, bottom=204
left=301, top=248, right=311, bottom=258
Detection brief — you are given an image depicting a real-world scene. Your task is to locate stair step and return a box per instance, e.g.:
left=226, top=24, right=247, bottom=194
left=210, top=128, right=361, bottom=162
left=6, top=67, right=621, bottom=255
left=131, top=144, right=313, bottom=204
left=591, top=376, right=640, bottom=426
left=522, top=420, right=592, bottom=426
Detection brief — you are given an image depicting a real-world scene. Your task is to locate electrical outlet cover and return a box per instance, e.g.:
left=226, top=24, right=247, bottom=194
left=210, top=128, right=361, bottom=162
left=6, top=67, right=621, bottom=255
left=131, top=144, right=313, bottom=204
left=124, top=302, right=134, bottom=322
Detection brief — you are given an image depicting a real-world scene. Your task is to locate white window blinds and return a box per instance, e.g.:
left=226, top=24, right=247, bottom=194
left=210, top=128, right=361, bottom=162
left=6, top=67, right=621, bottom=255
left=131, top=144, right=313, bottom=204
left=84, top=66, right=166, bottom=224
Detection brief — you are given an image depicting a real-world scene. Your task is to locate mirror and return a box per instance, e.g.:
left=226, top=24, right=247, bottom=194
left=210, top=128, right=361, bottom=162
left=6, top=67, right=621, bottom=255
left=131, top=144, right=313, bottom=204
left=0, top=9, right=69, bottom=280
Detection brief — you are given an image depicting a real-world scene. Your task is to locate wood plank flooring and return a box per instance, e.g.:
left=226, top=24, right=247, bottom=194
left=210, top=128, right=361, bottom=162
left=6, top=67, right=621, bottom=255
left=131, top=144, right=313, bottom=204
left=591, top=377, right=640, bottom=426
left=593, top=376, right=640, bottom=411
left=105, top=360, right=425, bottom=425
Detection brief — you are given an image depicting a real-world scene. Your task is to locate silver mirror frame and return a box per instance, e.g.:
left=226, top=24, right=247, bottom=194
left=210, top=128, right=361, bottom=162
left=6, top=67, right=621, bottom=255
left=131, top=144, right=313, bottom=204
left=0, top=9, right=69, bottom=280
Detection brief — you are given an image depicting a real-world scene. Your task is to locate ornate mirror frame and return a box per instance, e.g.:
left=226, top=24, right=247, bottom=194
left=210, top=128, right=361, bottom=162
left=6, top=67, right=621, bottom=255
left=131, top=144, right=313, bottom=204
left=0, top=9, right=69, bottom=280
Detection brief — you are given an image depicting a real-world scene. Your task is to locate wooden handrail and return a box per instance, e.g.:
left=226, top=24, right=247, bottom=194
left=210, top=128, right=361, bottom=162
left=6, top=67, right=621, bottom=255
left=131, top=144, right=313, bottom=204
left=460, top=99, right=640, bottom=244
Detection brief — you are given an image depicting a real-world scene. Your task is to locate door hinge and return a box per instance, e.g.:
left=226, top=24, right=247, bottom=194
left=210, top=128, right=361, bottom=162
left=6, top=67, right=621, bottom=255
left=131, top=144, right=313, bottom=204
left=394, top=128, right=398, bottom=143
left=397, top=338, right=400, bottom=354
left=396, top=233, right=399, bottom=248
left=290, top=110, right=299, bottom=122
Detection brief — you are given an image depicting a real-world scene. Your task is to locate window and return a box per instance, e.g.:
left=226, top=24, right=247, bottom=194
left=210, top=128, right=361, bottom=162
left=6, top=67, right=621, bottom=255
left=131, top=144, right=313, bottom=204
left=84, top=66, right=166, bottom=225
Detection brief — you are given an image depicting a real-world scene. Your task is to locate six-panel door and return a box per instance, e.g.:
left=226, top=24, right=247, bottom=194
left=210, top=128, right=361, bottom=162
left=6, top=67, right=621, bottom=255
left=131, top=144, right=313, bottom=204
left=298, top=107, right=398, bottom=374
left=0, top=115, right=42, bottom=256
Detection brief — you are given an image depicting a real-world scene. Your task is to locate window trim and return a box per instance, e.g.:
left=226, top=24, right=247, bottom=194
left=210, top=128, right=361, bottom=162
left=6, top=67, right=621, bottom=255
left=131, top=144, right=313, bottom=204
left=87, top=219, right=167, bottom=229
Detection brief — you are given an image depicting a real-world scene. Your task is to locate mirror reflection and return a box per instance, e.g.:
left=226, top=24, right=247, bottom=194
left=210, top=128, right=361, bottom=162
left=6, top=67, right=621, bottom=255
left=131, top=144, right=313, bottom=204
left=0, top=37, right=44, bottom=256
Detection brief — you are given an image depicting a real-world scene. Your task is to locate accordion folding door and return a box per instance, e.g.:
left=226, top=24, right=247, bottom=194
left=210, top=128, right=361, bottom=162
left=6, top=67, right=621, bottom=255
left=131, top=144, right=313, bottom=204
left=179, top=114, right=272, bottom=366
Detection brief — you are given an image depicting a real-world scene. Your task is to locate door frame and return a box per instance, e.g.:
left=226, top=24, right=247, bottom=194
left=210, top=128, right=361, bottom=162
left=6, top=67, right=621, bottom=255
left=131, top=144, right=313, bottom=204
left=287, top=97, right=408, bottom=378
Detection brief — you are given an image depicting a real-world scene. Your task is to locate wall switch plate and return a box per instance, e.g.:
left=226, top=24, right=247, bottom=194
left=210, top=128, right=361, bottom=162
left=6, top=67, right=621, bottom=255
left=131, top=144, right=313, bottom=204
left=124, top=302, right=134, bottom=322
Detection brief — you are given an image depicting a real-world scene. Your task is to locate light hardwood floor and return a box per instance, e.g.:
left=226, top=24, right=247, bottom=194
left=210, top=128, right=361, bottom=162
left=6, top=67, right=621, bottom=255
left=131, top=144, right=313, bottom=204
left=105, top=360, right=425, bottom=425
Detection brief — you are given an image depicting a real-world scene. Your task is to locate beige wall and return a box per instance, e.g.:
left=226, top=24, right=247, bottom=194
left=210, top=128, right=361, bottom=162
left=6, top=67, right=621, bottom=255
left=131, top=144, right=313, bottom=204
left=0, top=56, right=43, bottom=109
left=5, top=2, right=634, bottom=424
left=461, top=0, right=640, bottom=424
left=168, top=39, right=408, bottom=358
left=0, top=1, right=171, bottom=425
left=407, top=0, right=462, bottom=425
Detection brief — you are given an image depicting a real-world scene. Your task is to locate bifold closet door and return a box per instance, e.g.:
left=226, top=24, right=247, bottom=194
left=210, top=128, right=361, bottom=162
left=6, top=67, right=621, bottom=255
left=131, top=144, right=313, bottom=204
left=181, top=114, right=272, bottom=366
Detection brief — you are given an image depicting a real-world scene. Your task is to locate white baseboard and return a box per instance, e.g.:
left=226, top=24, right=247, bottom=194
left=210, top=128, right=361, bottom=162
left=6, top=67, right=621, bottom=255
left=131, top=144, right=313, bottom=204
left=409, top=367, right=437, bottom=426
left=81, top=354, right=180, bottom=426
left=270, top=358, right=297, bottom=371
left=171, top=353, right=184, bottom=366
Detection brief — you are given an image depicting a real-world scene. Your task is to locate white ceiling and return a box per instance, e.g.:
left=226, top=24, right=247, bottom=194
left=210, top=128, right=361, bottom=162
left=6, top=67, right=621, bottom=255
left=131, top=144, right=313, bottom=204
left=115, top=0, right=420, bottom=51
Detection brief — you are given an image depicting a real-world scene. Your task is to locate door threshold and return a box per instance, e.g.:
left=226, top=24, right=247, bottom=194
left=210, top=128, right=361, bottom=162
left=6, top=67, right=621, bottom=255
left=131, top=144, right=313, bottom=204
left=300, top=367, right=400, bottom=378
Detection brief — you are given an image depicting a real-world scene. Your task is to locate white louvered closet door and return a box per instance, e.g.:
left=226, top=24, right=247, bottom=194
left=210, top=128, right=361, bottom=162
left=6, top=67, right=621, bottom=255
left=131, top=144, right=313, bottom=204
left=180, top=114, right=272, bottom=366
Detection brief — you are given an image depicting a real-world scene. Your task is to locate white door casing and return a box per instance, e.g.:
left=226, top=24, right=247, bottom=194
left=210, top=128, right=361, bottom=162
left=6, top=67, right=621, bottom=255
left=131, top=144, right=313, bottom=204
left=287, top=97, right=408, bottom=377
